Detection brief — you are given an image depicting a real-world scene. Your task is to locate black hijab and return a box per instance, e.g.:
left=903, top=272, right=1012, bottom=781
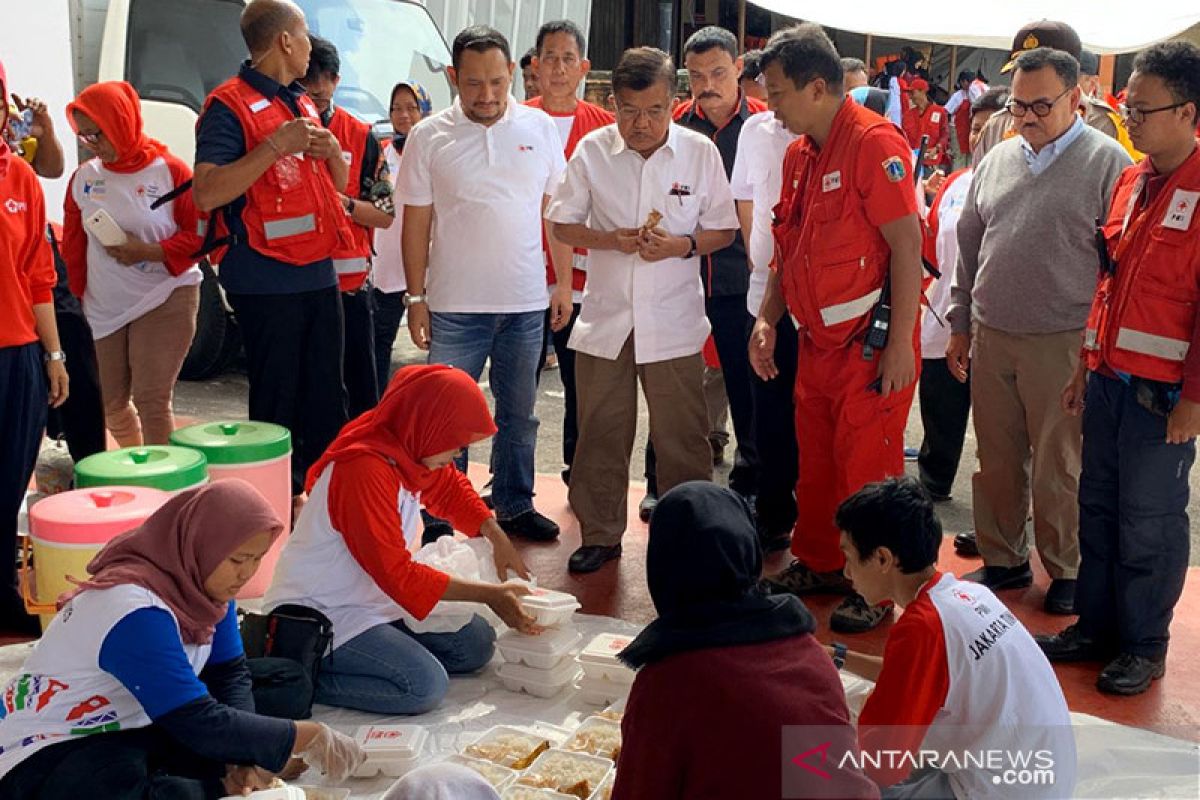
left=619, top=482, right=817, bottom=669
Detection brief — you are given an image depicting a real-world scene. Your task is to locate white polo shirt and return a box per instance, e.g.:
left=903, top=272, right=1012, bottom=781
left=397, top=97, right=566, bottom=313
left=546, top=123, right=738, bottom=365
left=728, top=111, right=797, bottom=317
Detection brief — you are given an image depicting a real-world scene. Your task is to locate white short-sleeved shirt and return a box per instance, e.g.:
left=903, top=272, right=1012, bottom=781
left=923, top=170, right=973, bottom=358
left=729, top=112, right=797, bottom=317
left=371, top=140, right=406, bottom=294
left=546, top=124, right=739, bottom=365
left=396, top=98, right=566, bottom=313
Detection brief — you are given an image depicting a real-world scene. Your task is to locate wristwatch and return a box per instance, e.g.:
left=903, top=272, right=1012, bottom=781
left=683, top=233, right=698, bottom=259
left=402, top=294, right=427, bottom=308
left=44, top=350, right=67, bottom=364
left=831, top=641, right=848, bottom=671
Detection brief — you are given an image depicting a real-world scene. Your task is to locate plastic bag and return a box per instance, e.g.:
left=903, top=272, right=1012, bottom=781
left=396, top=536, right=502, bottom=634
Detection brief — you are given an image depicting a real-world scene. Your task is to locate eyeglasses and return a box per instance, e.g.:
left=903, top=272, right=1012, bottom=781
left=1006, top=87, right=1073, bottom=119
left=76, top=131, right=102, bottom=144
left=1119, top=101, right=1190, bottom=125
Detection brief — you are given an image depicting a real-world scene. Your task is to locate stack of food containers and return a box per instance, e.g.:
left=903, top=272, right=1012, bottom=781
left=496, top=587, right=582, bottom=698
left=575, top=633, right=636, bottom=706
left=351, top=724, right=429, bottom=779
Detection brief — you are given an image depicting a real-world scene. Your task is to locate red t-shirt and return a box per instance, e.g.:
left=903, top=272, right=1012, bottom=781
left=0, top=152, right=55, bottom=348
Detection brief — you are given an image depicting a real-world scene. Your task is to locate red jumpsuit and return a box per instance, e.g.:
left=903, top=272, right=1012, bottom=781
left=773, top=99, right=921, bottom=570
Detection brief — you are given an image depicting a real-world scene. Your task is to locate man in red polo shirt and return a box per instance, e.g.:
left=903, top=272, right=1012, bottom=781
left=905, top=77, right=950, bottom=173
left=526, top=19, right=614, bottom=486
left=752, top=24, right=923, bottom=634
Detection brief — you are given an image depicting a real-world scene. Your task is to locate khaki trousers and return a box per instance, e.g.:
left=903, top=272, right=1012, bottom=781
left=94, top=285, right=199, bottom=447
left=970, top=324, right=1082, bottom=579
left=570, top=336, right=712, bottom=546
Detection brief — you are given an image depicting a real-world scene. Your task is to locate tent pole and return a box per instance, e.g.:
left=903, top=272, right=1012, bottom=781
left=865, top=34, right=873, bottom=70
left=950, top=45, right=958, bottom=87
left=738, top=0, right=746, bottom=50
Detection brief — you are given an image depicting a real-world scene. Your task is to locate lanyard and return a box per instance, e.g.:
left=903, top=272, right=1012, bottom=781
left=1113, top=172, right=1152, bottom=266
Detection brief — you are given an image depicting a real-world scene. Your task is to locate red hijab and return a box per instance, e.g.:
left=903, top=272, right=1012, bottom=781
left=67, top=81, right=167, bottom=173
left=305, top=365, right=497, bottom=494
left=63, top=480, right=284, bottom=644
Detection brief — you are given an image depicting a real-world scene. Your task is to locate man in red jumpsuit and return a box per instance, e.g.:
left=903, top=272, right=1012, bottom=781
left=906, top=78, right=950, bottom=173
left=752, top=24, right=923, bottom=633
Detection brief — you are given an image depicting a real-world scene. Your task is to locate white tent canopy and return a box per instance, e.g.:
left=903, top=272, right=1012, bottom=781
left=749, top=1, right=1200, bottom=54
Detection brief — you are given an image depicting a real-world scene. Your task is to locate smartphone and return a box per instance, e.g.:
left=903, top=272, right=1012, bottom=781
left=84, top=208, right=128, bottom=247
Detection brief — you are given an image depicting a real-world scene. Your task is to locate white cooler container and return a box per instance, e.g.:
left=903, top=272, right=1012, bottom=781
left=497, top=658, right=582, bottom=698
left=520, top=587, right=581, bottom=627
left=577, top=633, right=636, bottom=685
left=497, top=626, right=582, bottom=669
left=575, top=673, right=632, bottom=706
left=352, top=723, right=428, bottom=778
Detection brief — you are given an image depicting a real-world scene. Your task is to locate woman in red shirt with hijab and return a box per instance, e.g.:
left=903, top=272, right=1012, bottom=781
left=0, top=57, right=68, bottom=635
left=62, top=81, right=203, bottom=446
left=265, top=365, right=540, bottom=714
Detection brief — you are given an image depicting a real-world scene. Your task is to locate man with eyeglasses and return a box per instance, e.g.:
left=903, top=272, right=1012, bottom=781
left=545, top=47, right=738, bottom=573
left=946, top=47, right=1131, bottom=618
left=1037, top=41, right=1200, bottom=696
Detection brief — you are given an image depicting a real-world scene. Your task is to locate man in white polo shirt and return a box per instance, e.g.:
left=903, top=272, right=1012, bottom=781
left=547, top=46, right=739, bottom=573
left=399, top=25, right=572, bottom=542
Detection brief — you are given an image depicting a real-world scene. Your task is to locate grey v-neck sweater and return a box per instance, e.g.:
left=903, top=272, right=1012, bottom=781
left=948, top=125, right=1131, bottom=335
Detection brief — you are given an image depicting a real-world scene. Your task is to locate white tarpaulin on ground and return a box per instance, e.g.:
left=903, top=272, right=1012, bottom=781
left=750, top=1, right=1200, bottom=53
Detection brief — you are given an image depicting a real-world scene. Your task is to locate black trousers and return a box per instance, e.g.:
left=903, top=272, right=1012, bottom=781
left=916, top=357, right=972, bottom=497
left=341, top=287, right=379, bottom=419
left=1075, top=373, right=1195, bottom=660
left=372, top=288, right=406, bottom=391
left=0, top=343, right=46, bottom=614
left=45, top=307, right=106, bottom=463
left=752, top=316, right=799, bottom=536
left=0, top=726, right=224, bottom=799
left=549, top=303, right=581, bottom=468
left=227, top=288, right=347, bottom=495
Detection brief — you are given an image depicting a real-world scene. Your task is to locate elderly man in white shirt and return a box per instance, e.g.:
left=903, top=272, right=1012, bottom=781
left=399, top=26, right=573, bottom=543
left=547, top=46, right=739, bottom=573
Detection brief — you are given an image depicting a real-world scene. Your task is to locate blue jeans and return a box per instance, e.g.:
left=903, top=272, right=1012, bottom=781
left=316, top=615, right=496, bottom=715
left=428, top=310, right=544, bottom=518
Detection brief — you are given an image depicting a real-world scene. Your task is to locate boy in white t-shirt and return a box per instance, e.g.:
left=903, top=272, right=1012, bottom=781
left=830, top=477, right=1076, bottom=800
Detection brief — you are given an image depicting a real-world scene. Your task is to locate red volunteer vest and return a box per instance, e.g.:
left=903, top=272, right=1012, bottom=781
left=326, top=106, right=373, bottom=291
left=1084, top=144, right=1200, bottom=383
left=201, top=77, right=351, bottom=266
left=953, top=96, right=971, bottom=155
left=526, top=97, right=615, bottom=291
left=908, top=104, right=948, bottom=167
left=773, top=100, right=895, bottom=350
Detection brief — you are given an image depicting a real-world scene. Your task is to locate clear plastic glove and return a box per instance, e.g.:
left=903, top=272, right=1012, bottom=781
left=296, top=724, right=365, bottom=782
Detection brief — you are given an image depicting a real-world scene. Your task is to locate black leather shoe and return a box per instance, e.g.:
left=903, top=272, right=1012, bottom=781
left=1044, top=579, right=1076, bottom=615
left=963, top=562, right=1033, bottom=590
left=638, top=493, right=657, bottom=523
left=1035, top=623, right=1109, bottom=662
left=1097, top=653, right=1166, bottom=696
left=421, top=519, right=454, bottom=546
left=953, top=530, right=980, bottom=557
left=568, top=544, right=622, bottom=573
left=499, top=510, right=560, bottom=542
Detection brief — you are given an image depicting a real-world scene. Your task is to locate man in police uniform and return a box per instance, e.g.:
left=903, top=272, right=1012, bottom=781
left=193, top=0, right=351, bottom=503
left=751, top=24, right=923, bottom=633
left=1037, top=42, right=1200, bottom=696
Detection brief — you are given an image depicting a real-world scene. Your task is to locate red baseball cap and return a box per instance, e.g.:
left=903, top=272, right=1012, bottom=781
left=909, top=78, right=930, bottom=92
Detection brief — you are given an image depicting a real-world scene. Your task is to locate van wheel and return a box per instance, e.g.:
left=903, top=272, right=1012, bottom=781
left=179, top=261, right=240, bottom=380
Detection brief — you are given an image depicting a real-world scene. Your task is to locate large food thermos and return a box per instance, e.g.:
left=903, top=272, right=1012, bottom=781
left=170, top=421, right=292, bottom=598
left=75, top=446, right=208, bottom=494
left=25, top=487, right=170, bottom=629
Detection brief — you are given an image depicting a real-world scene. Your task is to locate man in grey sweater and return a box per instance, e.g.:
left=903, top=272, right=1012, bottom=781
left=946, top=47, right=1131, bottom=615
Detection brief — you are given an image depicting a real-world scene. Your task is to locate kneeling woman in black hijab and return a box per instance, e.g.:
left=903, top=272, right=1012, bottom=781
left=612, top=482, right=878, bottom=800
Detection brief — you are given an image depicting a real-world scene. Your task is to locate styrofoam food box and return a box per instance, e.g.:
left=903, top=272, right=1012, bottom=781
left=517, top=748, right=613, bottom=797
left=295, top=789, right=351, bottom=800
left=352, top=723, right=428, bottom=778
left=575, top=673, right=632, bottom=706
left=563, top=715, right=622, bottom=760
left=520, top=587, right=581, bottom=627
left=219, top=788, right=304, bottom=800
left=497, top=626, right=582, bottom=670
left=497, top=658, right=582, bottom=698
left=463, top=724, right=552, bottom=769
left=503, top=786, right=578, bottom=800
left=576, top=633, right=636, bottom=685
left=592, top=771, right=615, bottom=800
left=445, top=753, right=519, bottom=791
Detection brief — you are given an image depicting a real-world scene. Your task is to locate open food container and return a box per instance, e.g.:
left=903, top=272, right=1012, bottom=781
left=497, top=626, right=583, bottom=670
left=597, top=696, right=626, bottom=722
left=502, top=786, right=579, bottom=800
left=515, top=748, right=614, bottom=799
left=445, top=753, right=519, bottom=791
left=576, top=633, right=636, bottom=685
left=294, top=789, right=351, bottom=800
left=593, top=771, right=615, bottom=800
left=519, top=587, right=582, bottom=627
left=563, top=716, right=622, bottom=761
left=462, top=725, right=552, bottom=770
left=351, top=724, right=428, bottom=778
left=218, top=787, right=305, bottom=800
left=497, top=658, right=582, bottom=699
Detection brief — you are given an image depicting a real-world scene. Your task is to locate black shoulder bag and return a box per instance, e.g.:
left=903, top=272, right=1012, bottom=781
left=240, top=604, right=334, bottom=720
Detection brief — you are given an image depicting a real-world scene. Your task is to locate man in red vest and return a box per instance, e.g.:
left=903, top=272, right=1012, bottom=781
left=752, top=24, right=922, bottom=633
left=1037, top=41, right=1200, bottom=696
left=194, top=0, right=352, bottom=502
left=301, top=35, right=395, bottom=418
left=526, top=19, right=614, bottom=486
left=905, top=78, right=950, bottom=173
